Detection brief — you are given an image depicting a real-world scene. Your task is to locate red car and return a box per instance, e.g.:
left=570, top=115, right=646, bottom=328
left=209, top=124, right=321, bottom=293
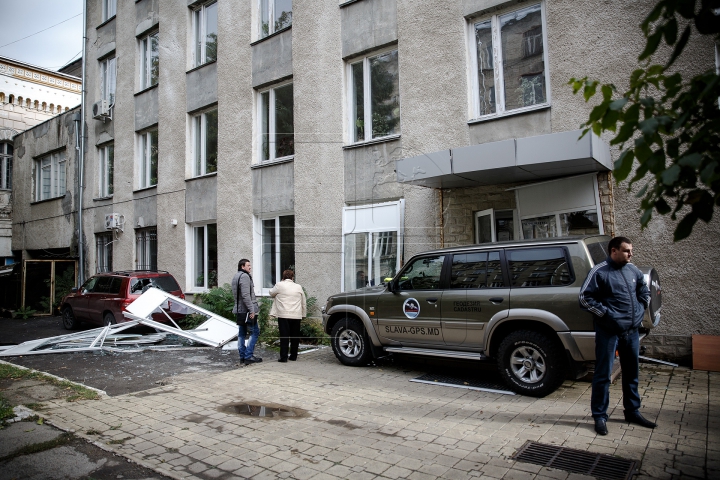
left=60, top=270, right=185, bottom=329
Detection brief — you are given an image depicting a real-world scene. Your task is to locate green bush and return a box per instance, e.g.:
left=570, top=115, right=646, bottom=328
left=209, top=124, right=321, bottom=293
left=193, top=283, right=235, bottom=320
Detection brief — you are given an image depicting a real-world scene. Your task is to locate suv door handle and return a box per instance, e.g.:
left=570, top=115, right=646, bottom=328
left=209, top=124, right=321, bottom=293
left=426, top=298, right=438, bottom=304
left=489, top=297, right=504, bottom=304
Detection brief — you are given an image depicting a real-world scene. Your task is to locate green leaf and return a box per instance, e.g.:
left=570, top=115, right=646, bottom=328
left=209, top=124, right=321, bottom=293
left=614, top=150, right=635, bottom=181
left=677, top=0, right=697, bottom=19
left=667, top=25, right=691, bottom=67
left=673, top=213, right=697, bottom=241
left=601, top=84, right=613, bottom=101
left=700, top=161, right=719, bottom=184
left=639, top=117, right=659, bottom=137
left=589, top=103, right=609, bottom=123
left=641, top=2, right=664, bottom=32
left=655, top=198, right=672, bottom=214
left=583, top=82, right=598, bottom=101
left=662, top=164, right=681, bottom=185
left=640, top=207, right=653, bottom=227
left=609, top=98, right=629, bottom=111
left=635, top=183, right=649, bottom=198
left=678, top=153, right=703, bottom=169
left=639, top=31, right=663, bottom=61
left=647, top=64, right=665, bottom=76
left=663, top=17, right=678, bottom=44
left=601, top=110, right=620, bottom=131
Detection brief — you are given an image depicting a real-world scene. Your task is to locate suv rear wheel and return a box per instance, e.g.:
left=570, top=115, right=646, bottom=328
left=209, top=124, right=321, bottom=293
left=62, top=306, right=79, bottom=330
left=103, top=312, right=116, bottom=326
left=331, top=317, right=371, bottom=367
left=497, top=330, right=566, bottom=397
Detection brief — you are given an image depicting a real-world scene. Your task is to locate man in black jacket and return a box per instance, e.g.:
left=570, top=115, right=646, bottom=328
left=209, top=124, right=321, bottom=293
left=579, top=236, right=656, bottom=435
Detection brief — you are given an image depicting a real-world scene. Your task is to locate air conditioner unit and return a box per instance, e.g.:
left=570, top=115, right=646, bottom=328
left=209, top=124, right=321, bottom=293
left=92, top=100, right=112, bottom=120
left=105, top=213, right=124, bottom=231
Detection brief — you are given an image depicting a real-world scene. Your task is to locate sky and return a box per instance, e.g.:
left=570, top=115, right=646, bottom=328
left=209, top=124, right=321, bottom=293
left=0, top=0, right=84, bottom=71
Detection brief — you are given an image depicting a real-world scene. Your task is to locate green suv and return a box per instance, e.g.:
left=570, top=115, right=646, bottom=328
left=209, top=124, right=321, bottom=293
left=322, top=235, right=661, bottom=397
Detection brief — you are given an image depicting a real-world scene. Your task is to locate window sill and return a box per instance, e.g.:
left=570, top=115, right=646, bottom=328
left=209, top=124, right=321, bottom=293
left=133, top=185, right=157, bottom=193
left=93, top=195, right=113, bottom=201
left=31, top=195, right=66, bottom=205
left=186, top=172, right=217, bottom=181
left=185, top=287, right=210, bottom=294
left=342, top=134, right=401, bottom=150
left=468, top=103, right=551, bottom=125
left=251, top=156, right=294, bottom=169
left=96, top=16, right=116, bottom=30
left=250, top=25, right=292, bottom=46
left=134, top=84, right=159, bottom=97
left=186, top=60, right=217, bottom=75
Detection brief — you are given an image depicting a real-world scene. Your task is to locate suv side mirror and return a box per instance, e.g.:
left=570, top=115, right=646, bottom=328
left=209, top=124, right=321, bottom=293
left=388, top=281, right=397, bottom=293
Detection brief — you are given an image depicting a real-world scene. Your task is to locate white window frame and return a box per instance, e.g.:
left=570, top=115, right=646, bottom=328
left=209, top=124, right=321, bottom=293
left=345, top=47, right=401, bottom=144
left=475, top=208, right=518, bottom=243
left=98, top=143, right=113, bottom=197
left=252, top=214, right=295, bottom=296
left=341, top=200, right=405, bottom=292
left=185, top=222, right=218, bottom=292
left=96, top=232, right=113, bottom=273
left=140, top=32, right=159, bottom=90
left=102, top=0, right=116, bottom=22
left=34, top=152, right=66, bottom=201
left=256, top=81, right=294, bottom=163
left=192, top=1, right=218, bottom=68
left=0, top=142, right=11, bottom=190
left=136, top=227, right=157, bottom=270
left=137, top=129, right=158, bottom=189
left=259, top=0, right=293, bottom=39
left=192, top=108, right=218, bottom=176
left=467, top=1, right=551, bottom=121
left=100, top=56, right=116, bottom=105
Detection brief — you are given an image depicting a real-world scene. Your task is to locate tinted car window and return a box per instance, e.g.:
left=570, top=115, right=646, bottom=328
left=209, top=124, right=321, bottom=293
left=397, top=256, right=444, bottom=290
left=108, top=277, right=124, bottom=295
left=587, top=242, right=608, bottom=265
left=81, top=277, right=98, bottom=293
left=450, top=252, right=504, bottom=289
left=94, top=277, right=113, bottom=293
left=130, top=276, right=181, bottom=294
left=507, top=247, right=573, bottom=287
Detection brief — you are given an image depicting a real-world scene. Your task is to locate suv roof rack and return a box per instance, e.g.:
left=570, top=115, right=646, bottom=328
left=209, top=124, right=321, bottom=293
left=108, top=270, right=170, bottom=276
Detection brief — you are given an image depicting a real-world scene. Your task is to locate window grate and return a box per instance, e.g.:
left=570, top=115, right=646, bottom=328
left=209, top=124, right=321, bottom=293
left=512, top=441, right=637, bottom=480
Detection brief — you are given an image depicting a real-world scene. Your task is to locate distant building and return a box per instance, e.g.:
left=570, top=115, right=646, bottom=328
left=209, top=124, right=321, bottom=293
left=0, top=56, right=81, bottom=267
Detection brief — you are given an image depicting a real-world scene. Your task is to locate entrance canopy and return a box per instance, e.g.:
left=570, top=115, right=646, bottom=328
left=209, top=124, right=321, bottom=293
left=395, top=130, right=611, bottom=188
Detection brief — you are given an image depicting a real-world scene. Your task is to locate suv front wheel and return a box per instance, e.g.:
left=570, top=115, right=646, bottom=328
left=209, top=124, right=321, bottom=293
left=330, top=317, right=371, bottom=367
left=497, top=330, right=566, bottom=397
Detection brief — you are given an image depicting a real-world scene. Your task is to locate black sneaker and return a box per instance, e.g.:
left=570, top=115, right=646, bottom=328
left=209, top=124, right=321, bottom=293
left=244, top=356, right=263, bottom=364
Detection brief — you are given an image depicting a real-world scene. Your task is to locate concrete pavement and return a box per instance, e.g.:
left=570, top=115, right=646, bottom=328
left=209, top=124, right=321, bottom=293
left=36, top=348, right=720, bottom=479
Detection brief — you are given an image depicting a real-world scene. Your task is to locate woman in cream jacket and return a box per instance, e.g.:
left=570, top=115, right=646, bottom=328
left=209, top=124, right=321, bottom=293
left=269, top=270, right=307, bottom=362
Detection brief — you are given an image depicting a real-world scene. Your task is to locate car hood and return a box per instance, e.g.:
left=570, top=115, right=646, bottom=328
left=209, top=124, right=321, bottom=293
left=337, top=285, right=387, bottom=296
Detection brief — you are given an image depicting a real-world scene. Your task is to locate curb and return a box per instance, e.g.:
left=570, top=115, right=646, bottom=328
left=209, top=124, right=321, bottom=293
left=0, top=359, right=109, bottom=398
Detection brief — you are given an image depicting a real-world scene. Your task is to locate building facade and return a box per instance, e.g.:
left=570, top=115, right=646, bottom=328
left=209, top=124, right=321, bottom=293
left=11, top=0, right=719, bottom=358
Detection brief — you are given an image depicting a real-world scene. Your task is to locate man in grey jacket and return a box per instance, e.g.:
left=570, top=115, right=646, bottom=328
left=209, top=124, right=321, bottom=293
left=579, top=236, right=654, bottom=436
left=232, top=259, right=262, bottom=364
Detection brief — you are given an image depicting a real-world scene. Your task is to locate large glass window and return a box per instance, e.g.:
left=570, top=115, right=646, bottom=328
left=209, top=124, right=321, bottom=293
left=260, top=0, right=292, bottom=38
left=470, top=3, right=548, bottom=118
left=140, top=32, right=159, bottom=90
left=138, top=130, right=158, bottom=189
left=193, top=2, right=218, bottom=67
left=348, top=49, right=400, bottom=143
left=475, top=209, right=516, bottom=243
left=259, top=215, right=295, bottom=290
left=96, top=233, right=113, bottom=273
left=396, top=256, right=445, bottom=291
left=34, top=152, right=66, bottom=201
left=136, top=227, right=157, bottom=270
left=100, top=57, right=116, bottom=104
left=192, top=223, right=218, bottom=290
left=506, top=247, right=573, bottom=287
left=343, top=232, right=398, bottom=290
left=102, top=0, right=116, bottom=22
left=193, top=109, right=218, bottom=175
left=259, top=83, right=294, bottom=162
left=99, top=143, right=113, bottom=197
left=450, top=252, right=504, bottom=289
left=0, top=142, right=12, bottom=190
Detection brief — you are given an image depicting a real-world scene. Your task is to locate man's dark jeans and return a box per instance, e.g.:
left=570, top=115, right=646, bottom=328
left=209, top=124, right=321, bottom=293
left=237, top=313, right=260, bottom=360
left=592, top=325, right=641, bottom=419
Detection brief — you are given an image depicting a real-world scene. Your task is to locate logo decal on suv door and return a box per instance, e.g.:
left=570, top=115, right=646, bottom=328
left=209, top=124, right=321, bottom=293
left=403, top=298, right=420, bottom=319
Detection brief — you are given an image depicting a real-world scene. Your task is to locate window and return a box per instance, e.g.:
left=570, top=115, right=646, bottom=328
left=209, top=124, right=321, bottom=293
left=102, top=0, right=116, bottom=21
left=348, top=49, right=400, bottom=143
left=136, top=227, right=157, bottom=270
left=0, top=142, right=11, bottom=190
left=258, top=83, right=293, bottom=162
left=34, top=152, right=66, bottom=201
left=137, top=130, right=158, bottom=189
left=256, top=215, right=295, bottom=291
left=396, top=256, right=445, bottom=291
left=193, top=2, right=217, bottom=67
left=342, top=201, right=404, bottom=291
left=140, top=32, right=159, bottom=89
left=98, top=144, right=113, bottom=197
left=96, top=233, right=113, bottom=273
left=506, top=247, right=573, bottom=287
left=193, top=109, right=218, bottom=175
left=470, top=3, right=549, bottom=118
left=475, top=209, right=516, bottom=243
left=191, top=223, right=218, bottom=290
left=260, top=0, right=292, bottom=38
left=450, top=252, right=504, bottom=289
left=100, top=57, right=116, bottom=104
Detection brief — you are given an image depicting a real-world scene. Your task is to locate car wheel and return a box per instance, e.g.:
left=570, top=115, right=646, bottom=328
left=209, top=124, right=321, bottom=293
left=103, top=312, right=116, bottom=326
left=331, top=317, right=371, bottom=367
left=62, top=306, right=79, bottom=330
left=496, top=330, right=566, bottom=397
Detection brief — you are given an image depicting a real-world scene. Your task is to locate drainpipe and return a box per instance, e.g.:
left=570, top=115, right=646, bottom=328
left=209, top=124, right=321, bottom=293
left=76, top=2, right=87, bottom=287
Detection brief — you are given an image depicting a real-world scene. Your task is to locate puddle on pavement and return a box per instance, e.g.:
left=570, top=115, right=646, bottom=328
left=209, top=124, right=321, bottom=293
left=218, top=402, right=307, bottom=419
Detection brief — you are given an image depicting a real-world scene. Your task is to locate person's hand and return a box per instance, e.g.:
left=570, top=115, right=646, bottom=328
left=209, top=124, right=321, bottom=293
left=249, top=312, right=255, bottom=319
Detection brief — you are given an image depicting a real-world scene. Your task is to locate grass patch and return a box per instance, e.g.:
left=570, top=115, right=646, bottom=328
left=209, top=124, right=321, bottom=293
left=86, top=429, right=102, bottom=435
left=108, top=437, right=132, bottom=445
left=0, top=393, right=14, bottom=422
left=0, top=363, right=100, bottom=402
left=0, top=432, right=75, bottom=462
left=23, top=402, right=46, bottom=410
